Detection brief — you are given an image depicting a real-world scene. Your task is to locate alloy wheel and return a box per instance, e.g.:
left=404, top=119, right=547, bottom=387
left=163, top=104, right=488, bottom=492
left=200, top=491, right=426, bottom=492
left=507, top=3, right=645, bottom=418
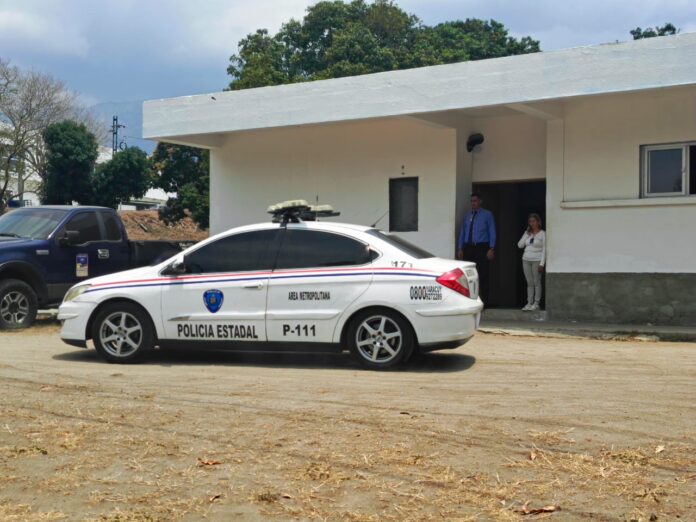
left=355, top=315, right=403, bottom=363
left=0, top=291, right=29, bottom=325
left=99, top=312, right=143, bottom=358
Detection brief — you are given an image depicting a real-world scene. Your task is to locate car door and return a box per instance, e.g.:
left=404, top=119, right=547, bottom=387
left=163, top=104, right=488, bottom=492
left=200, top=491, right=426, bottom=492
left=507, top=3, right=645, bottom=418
left=160, top=228, right=281, bottom=344
left=266, top=227, right=374, bottom=344
left=50, top=211, right=116, bottom=291
left=95, top=211, right=130, bottom=274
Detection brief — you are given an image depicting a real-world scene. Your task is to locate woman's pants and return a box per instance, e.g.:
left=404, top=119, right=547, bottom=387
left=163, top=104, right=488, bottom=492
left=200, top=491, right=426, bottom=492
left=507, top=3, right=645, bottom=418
left=522, top=260, right=542, bottom=305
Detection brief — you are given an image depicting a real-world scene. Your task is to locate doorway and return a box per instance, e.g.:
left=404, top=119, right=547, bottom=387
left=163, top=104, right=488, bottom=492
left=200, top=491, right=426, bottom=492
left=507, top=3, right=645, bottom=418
left=472, top=180, right=546, bottom=309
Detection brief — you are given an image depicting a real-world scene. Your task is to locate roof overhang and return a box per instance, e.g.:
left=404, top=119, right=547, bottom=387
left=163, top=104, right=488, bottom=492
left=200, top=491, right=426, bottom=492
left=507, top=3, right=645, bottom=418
left=143, top=32, right=696, bottom=147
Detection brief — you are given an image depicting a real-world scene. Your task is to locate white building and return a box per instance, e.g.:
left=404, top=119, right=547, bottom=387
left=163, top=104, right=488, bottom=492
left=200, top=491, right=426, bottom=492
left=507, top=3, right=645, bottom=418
left=143, top=34, right=696, bottom=326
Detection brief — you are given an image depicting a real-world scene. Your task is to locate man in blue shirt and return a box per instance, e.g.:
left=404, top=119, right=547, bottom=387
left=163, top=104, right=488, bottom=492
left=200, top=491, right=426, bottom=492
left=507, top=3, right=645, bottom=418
left=457, top=193, right=496, bottom=304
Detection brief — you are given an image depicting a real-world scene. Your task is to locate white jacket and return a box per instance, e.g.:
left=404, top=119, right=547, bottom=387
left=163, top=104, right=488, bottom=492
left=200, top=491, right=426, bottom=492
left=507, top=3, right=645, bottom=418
left=518, top=230, right=546, bottom=266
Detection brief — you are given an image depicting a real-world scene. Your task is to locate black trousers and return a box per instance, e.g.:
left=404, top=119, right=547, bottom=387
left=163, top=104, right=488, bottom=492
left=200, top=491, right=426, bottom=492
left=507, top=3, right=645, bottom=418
left=463, top=243, right=490, bottom=304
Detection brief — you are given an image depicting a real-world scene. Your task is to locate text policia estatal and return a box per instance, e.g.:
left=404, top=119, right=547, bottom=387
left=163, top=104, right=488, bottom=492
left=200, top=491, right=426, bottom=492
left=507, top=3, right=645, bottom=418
left=177, top=323, right=259, bottom=339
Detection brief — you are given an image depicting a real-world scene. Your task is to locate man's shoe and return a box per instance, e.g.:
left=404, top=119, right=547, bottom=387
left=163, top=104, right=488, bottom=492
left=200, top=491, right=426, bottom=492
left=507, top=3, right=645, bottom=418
left=530, top=304, right=540, bottom=311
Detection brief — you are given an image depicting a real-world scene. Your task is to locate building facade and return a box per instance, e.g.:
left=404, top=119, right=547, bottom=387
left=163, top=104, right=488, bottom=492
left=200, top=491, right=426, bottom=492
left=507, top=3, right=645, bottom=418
left=143, top=34, right=696, bottom=326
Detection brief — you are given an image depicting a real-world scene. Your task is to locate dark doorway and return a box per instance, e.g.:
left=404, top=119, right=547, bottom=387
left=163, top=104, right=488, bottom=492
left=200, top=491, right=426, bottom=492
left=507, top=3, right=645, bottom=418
left=472, top=180, right=546, bottom=309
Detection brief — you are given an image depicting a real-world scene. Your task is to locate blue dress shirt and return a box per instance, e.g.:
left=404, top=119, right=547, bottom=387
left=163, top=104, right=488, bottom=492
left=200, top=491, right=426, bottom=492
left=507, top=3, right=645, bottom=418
left=458, top=208, right=496, bottom=249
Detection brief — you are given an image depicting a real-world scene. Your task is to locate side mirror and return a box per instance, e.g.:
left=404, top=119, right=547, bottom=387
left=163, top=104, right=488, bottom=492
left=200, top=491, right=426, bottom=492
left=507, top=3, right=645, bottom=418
left=163, top=258, right=186, bottom=276
left=59, top=230, right=80, bottom=247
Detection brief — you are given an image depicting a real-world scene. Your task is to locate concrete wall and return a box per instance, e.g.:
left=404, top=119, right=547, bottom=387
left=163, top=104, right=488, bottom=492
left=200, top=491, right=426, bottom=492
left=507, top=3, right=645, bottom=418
left=469, top=114, right=547, bottom=183
left=545, top=87, right=696, bottom=325
left=210, top=118, right=458, bottom=257
left=547, top=87, right=696, bottom=274
left=547, top=273, right=696, bottom=325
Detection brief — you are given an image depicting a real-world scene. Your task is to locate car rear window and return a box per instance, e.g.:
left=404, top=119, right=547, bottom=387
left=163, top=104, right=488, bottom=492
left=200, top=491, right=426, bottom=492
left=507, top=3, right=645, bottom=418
left=366, top=229, right=434, bottom=259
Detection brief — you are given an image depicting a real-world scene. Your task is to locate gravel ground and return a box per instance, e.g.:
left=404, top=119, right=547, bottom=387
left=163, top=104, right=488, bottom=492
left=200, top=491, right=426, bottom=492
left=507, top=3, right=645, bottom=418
left=1, top=323, right=695, bottom=521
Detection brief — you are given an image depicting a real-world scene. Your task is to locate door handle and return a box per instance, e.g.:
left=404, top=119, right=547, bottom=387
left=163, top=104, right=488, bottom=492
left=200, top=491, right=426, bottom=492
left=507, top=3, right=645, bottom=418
left=242, top=282, right=264, bottom=289
left=98, top=249, right=110, bottom=260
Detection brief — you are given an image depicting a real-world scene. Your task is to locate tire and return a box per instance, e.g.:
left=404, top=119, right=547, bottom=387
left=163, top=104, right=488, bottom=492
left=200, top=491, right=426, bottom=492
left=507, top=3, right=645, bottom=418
left=0, top=279, right=38, bottom=330
left=91, top=302, right=155, bottom=363
left=347, top=308, right=415, bottom=370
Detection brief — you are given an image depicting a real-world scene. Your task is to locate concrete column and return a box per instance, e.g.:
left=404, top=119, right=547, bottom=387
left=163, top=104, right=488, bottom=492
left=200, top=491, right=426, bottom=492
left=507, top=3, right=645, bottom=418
left=455, top=126, right=474, bottom=249
left=545, top=118, right=564, bottom=316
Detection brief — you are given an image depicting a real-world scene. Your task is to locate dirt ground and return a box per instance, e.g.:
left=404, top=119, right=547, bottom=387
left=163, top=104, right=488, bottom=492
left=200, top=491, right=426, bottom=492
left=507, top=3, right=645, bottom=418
left=1, top=323, right=695, bottom=521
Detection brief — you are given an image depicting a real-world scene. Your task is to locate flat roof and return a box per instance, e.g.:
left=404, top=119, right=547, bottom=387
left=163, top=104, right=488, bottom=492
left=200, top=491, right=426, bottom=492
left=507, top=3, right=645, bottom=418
left=143, top=32, right=696, bottom=145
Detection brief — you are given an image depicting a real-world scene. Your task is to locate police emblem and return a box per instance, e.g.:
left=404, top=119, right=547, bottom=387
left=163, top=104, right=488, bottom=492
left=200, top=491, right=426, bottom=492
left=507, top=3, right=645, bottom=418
left=203, top=289, right=224, bottom=313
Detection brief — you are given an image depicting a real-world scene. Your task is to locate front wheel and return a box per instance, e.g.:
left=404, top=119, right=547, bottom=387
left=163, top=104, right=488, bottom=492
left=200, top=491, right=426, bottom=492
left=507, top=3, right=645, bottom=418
left=347, top=309, right=415, bottom=370
left=91, top=302, right=155, bottom=363
left=0, top=279, right=38, bottom=330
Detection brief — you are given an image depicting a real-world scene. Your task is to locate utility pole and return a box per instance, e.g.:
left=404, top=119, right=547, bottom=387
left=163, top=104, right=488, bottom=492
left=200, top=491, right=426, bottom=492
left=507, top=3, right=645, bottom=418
left=110, top=116, right=125, bottom=155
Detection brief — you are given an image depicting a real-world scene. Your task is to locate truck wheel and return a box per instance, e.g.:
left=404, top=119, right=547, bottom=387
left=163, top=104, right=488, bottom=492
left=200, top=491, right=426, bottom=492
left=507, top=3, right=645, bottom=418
left=0, top=279, right=38, bottom=330
left=347, top=309, right=415, bottom=370
left=91, top=302, right=154, bottom=363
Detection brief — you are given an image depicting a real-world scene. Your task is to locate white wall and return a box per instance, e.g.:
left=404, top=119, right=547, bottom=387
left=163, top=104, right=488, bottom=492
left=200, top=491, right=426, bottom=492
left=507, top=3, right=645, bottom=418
left=547, top=87, right=696, bottom=273
left=469, top=114, right=547, bottom=183
left=210, top=118, right=457, bottom=257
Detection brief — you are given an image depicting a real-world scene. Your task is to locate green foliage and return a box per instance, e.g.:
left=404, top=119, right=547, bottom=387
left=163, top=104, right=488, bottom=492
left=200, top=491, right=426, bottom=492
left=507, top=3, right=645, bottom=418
left=227, top=0, right=540, bottom=89
left=41, top=121, right=98, bottom=205
left=630, top=23, right=678, bottom=39
left=151, top=143, right=209, bottom=229
left=91, top=147, right=151, bottom=209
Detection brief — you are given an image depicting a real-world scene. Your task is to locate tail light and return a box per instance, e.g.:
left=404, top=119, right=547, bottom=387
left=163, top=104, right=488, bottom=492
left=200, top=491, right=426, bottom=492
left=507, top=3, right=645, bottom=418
left=436, top=268, right=470, bottom=297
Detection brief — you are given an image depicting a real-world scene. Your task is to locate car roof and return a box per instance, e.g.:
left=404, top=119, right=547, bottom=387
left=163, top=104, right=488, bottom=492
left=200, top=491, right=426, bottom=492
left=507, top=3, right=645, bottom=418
left=225, top=220, right=373, bottom=234
left=35, top=205, right=112, bottom=211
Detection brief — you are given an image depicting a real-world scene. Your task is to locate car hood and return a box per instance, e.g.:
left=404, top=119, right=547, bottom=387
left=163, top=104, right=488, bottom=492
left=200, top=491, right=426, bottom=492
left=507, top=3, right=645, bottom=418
left=77, top=265, right=158, bottom=288
left=0, top=236, right=36, bottom=248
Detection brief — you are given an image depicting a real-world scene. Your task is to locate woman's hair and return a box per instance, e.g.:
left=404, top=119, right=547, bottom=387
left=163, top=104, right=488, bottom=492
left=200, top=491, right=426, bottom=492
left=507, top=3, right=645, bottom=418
left=527, top=213, right=543, bottom=229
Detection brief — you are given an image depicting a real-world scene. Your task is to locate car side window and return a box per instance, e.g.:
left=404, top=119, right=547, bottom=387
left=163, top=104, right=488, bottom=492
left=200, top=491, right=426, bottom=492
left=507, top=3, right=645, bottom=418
left=275, top=230, right=371, bottom=269
left=63, top=212, right=102, bottom=244
left=101, top=212, right=122, bottom=241
left=185, top=229, right=280, bottom=274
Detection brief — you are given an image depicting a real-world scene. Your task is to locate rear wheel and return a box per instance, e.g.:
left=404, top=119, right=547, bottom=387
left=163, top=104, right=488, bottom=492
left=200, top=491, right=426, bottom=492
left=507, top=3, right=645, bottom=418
left=0, top=279, right=38, bottom=330
left=92, top=302, right=154, bottom=363
left=347, top=309, right=414, bottom=370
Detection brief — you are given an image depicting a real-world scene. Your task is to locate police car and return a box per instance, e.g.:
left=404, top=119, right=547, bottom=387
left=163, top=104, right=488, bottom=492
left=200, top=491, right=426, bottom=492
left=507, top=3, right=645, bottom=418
left=58, top=201, right=482, bottom=369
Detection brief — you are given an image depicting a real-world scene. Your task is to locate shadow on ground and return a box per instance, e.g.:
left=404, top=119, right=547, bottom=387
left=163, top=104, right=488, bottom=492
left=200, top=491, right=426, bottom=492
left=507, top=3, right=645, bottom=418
left=53, top=347, right=476, bottom=373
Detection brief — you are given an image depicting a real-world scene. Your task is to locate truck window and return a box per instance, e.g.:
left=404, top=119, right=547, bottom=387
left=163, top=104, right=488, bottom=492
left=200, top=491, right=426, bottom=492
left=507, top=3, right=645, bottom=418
left=63, top=212, right=102, bottom=244
left=0, top=208, right=68, bottom=239
left=101, top=212, right=122, bottom=241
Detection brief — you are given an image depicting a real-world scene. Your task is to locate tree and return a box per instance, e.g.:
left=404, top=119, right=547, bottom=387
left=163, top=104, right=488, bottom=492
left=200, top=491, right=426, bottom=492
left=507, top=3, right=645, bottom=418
left=41, top=121, right=98, bottom=205
left=630, top=23, right=678, bottom=40
left=91, top=147, right=152, bottom=209
left=227, top=0, right=540, bottom=89
left=151, top=143, right=209, bottom=229
left=0, top=59, right=102, bottom=211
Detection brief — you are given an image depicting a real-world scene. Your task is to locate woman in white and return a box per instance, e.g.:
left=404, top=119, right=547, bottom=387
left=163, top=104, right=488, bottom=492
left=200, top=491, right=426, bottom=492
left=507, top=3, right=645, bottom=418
left=517, top=213, right=546, bottom=311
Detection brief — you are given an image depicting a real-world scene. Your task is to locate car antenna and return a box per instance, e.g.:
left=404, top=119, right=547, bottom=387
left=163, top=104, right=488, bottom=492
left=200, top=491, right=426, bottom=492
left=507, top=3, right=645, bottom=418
left=371, top=210, right=389, bottom=228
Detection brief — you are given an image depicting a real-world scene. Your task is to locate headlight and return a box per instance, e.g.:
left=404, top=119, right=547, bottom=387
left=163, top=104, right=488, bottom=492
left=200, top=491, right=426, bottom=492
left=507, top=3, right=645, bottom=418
left=63, top=285, right=91, bottom=303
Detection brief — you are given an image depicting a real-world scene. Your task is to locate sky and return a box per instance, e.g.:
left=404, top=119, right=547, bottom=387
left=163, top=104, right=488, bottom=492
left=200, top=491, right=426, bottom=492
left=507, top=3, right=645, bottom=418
left=1, top=0, right=696, bottom=106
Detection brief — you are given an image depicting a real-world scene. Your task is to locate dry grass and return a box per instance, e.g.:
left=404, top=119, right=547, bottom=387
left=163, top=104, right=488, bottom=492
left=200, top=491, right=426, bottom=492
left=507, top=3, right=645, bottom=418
left=2, top=331, right=696, bottom=520
left=2, top=391, right=695, bottom=521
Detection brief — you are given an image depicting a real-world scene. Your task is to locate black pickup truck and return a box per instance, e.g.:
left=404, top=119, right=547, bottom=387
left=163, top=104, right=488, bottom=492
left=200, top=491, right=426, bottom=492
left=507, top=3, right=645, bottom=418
left=0, top=206, right=193, bottom=329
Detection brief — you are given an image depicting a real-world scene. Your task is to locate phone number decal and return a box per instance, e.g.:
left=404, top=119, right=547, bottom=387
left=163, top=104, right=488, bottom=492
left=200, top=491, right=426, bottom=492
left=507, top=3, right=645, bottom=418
left=409, top=285, right=442, bottom=301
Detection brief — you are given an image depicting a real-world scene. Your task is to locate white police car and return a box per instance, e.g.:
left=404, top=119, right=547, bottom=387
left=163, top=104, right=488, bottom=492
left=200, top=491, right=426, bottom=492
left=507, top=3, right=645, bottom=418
left=58, top=201, right=482, bottom=369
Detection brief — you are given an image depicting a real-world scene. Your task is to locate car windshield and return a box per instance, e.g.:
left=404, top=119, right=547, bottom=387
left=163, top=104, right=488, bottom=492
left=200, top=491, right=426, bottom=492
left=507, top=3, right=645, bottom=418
left=0, top=208, right=69, bottom=240
left=367, top=229, right=434, bottom=259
